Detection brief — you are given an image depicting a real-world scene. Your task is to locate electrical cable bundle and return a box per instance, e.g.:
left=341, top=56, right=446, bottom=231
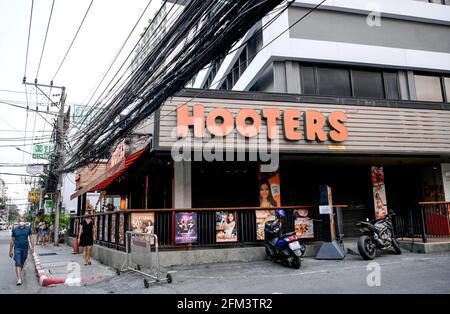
left=63, top=0, right=283, bottom=173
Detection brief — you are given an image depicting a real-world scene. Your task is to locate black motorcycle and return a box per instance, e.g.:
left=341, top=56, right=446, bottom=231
left=356, top=213, right=402, bottom=260
left=264, top=211, right=306, bottom=269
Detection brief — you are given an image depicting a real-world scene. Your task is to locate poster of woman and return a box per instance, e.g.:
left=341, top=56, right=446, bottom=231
left=216, top=211, right=238, bottom=243
left=175, top=212, right=198, bottom=244
left=131, top=212, right=155, bottom=234
left=371, top=166, right=388, bottom=219
left=258, top=168, right=281, bottom=208
left=255, top=210, right=275, bottom=240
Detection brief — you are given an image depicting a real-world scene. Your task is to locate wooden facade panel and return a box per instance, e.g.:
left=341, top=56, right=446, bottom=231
left=155, top=97, right=450, bottom=155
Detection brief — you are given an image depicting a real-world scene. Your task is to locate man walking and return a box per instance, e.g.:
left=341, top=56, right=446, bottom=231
left=9, top=217, right=34, bottom=285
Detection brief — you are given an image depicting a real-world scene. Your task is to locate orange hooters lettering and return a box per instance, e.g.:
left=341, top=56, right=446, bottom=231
left=236, top=109, right=261, bottom=138
left=283, top=109, right=302, bottom=141
left=262, top=109, right=281, bottom=140
left=206, top=108, right=234, bottom=137
left=327, top=111, right=348, bottom=142
left=177, top=104, right=205, bottom=138
left=176, top=105, right=348, bottom=143
left=304, top=111, right=327, bottom=142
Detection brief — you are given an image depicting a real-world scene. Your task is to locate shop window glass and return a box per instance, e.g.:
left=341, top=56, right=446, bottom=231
left=317, top=67, right=351, bottom=97
left=444, top=77, right=450, bottom=102
left=352, top=70, right=384, bottom=99
left=415, top=74, right=443, bottom=102
left=383, top=72, right=400, bottom=100
left=301, top=66, right=316, bottom=95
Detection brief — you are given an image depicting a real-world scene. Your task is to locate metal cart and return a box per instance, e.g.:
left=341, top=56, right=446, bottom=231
left=117, top=231, right=172, bottom=288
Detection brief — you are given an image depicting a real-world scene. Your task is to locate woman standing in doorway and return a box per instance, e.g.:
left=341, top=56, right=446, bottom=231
left=78, top=210, right=96, bottom=265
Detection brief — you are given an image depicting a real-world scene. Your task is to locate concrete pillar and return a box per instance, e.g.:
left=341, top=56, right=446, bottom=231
left=173, top=161, right=192, bottom=208
left=441, top=164, right=450, bottom=202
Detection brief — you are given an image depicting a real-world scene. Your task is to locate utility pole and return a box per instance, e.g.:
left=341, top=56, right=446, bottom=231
left=23, top=81, right=66, bottom=246
left=53, top=87, right=66, bottom=246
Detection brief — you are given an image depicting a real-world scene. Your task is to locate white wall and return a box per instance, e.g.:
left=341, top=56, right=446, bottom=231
left=442, top=164, right=450, bottom=202
left=61, top=172, right=78, bottom=214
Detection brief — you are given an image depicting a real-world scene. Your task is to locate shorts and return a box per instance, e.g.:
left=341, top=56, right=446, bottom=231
left=13, top=247, right=28, bottom=267
left=38, top=230, right=47, bottom=237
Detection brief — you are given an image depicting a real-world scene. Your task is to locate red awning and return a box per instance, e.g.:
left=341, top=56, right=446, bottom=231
left=70, top=148, right=147, bottom=200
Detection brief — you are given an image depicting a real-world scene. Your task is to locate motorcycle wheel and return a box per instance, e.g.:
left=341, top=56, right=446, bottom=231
left=265, top=247, right=274, bottom=261
left=291, top=256, right=301, bottom=269
left=392, top=238, right=402, bottom=255
left=357, top=235, right=377, bottom=260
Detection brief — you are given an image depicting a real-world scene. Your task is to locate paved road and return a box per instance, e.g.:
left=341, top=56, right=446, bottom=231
left=92, top=251, right=450, bottom=294
left=2, top=228, right=450, bottom=294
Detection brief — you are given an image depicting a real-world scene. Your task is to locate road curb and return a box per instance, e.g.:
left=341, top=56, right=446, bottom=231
left=31, top=252, right=102, bottom=287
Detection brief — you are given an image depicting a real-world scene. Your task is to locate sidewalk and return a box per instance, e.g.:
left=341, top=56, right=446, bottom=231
left=32, top=243, right=115, bottom=288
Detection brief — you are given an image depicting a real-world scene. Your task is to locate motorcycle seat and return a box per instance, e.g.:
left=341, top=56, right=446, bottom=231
left=283, top=231, right=296, bottom=238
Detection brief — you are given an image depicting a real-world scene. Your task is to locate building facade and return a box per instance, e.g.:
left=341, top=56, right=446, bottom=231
left=70, top=0, right=450, bottom=252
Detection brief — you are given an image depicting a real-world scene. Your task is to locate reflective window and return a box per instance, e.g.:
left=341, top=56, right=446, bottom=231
left=300, top=66, right=317, bottom=95
left=383, top=72, right=400, bottom=100
left=317, top=67, right=351, bottom=97
left=415, top=75, right=443, bottom=102
left=444, top=77, right=450, bottom=103
left=352, top=70, right=384, bottom=99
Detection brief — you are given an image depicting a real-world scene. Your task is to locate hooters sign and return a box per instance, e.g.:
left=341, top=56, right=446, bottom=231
left=176, top=105, right=348, bottom=142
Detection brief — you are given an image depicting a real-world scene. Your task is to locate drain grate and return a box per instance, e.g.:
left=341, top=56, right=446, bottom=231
left=38, top=253, right=57, bottom=256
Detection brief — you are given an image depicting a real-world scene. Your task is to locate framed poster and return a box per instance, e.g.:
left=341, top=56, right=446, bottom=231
left=294, top=209, right=314, bottom=239
left=255, top=210, right=275, bottom=240
left=175, top=212, right=198, bottom=244
left=258, top=168, right=281, bottom=208
left=216, top=211, right=238, bottom=243
left=119, top=214, right=125, bottom=245
left=104, top=216, right=109, bottom=243
left=110, top=214, right=116, bottom=244
left=98, top=216, right=103, bottom=241
left=371, top=166, right=388, bottom=219
left=131, top=212, right=155, bottom=234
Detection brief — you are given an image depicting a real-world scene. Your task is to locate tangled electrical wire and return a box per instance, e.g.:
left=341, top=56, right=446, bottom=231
left=62, top=0, right=284, bottom=173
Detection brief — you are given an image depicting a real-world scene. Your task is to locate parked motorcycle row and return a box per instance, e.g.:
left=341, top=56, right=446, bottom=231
left=264, top=209, right=401, bottom=269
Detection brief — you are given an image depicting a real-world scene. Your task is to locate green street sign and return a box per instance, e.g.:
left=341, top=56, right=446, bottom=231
left=44, top=199, right=54, bottom=211
left=74, top=105, right=100, bottom=127
left=32, top=144, right=54, bottom=159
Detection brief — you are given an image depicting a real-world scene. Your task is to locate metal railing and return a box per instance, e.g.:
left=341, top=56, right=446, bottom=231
left=395, top=202, right=450, bottom=243
left=69, top=211, right=129, bottom=251
left=69, top=205, right=347, bottom=251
